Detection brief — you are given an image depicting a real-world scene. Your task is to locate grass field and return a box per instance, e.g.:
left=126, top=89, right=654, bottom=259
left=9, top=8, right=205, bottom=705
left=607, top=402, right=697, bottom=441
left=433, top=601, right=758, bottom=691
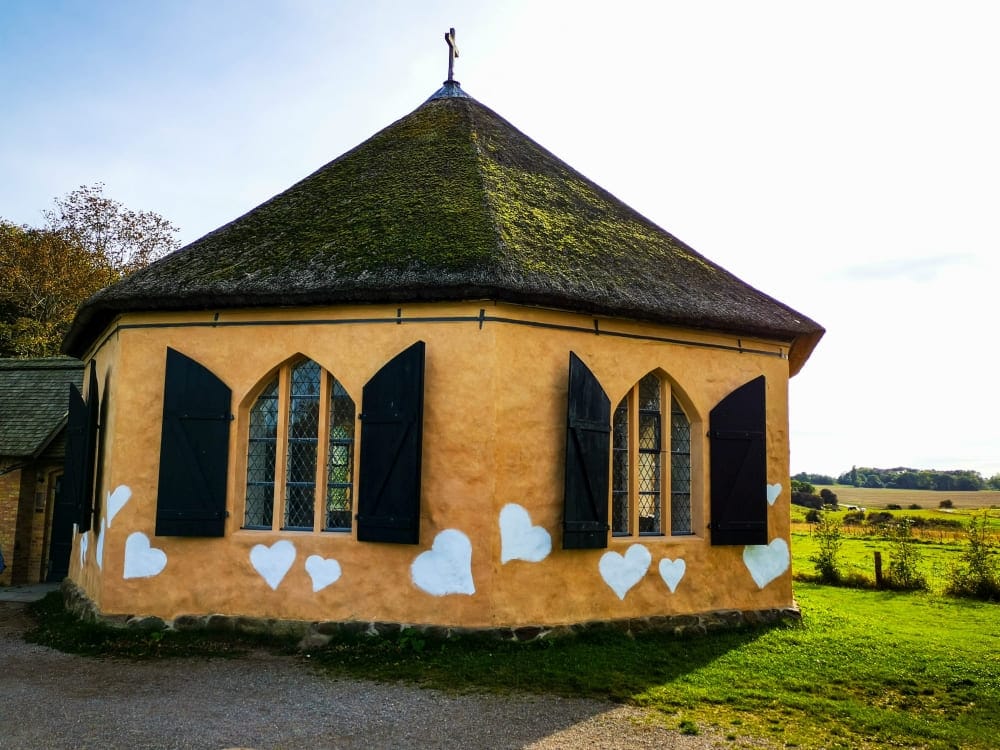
left=811, top=483, right=1000, bottom=510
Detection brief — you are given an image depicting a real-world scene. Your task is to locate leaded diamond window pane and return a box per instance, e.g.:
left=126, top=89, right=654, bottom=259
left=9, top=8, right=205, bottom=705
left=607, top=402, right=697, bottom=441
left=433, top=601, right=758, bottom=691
left=612, top=399, right=629, bottom=534
left=245, top=378, right=278, bottom=527
left=284, top=360, right=320, bottom=529
left=638, top=373, right=662, bottom=534
left=671, top=396, right=692, bottom=535
left=638, top=451, right=661, bottom=534
left=638, top=373, right=660, bottom=411
left=325, top=377, right=354, bottom=531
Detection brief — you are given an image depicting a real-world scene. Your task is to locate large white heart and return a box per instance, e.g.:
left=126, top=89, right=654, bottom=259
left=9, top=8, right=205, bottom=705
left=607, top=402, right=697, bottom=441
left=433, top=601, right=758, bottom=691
left=105, top=485, right=132, bottom=527
left=411, top=529, right=475, bottom=596
left=123, top=532, right=168, bottom=579
left=96, top=521, right=105, bottom=571
left=766, top=483, right=782, bottom=506
left=79, top=529, right=89, bottom=569
left=250, top=540, right=297, bottom=591
left=658, top=557, right=686, bottom=593
left=743, top=538, right=790, bottom=589
left=599, top=544, right=651, bottom=600
left=305, top=555, right=342, bottom=592
left=499, top=503, right=552, bottom=563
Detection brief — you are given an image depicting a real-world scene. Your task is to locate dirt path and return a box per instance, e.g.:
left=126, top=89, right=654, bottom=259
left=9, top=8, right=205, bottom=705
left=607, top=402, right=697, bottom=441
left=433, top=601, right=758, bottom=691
left=0, top=602, right=760, bottom=750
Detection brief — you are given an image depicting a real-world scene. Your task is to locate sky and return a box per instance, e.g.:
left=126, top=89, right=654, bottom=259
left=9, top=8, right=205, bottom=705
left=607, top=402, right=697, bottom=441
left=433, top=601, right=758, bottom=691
left=2, top=1, right=998, bottom=479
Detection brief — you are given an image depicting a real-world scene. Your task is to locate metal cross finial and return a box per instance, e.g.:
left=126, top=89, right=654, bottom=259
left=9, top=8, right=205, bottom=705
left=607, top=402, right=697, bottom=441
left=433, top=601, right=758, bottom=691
left=445, top=27, right=459, bottom=82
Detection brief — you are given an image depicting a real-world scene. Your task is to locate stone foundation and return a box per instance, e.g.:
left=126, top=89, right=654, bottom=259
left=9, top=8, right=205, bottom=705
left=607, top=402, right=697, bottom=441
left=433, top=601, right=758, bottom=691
left=61, top=580, right=801, bottom=650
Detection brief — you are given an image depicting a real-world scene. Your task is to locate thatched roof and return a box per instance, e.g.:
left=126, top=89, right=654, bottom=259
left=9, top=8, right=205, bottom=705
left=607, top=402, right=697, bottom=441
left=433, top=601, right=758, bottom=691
left=0, top=357, right=82, bottom=459
left=63, top=81, right=822, bottom=372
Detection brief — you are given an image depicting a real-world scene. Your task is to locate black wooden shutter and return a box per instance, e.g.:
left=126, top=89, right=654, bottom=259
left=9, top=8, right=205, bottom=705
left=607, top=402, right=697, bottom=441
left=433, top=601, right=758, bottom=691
left=89, top=366, right=104, bottom=533
left=356, top=341, right=425, bottom=544
left=63, top=383, right=91, bottom=534
left=562, top=352, right=611, bottom=549
left=155, top=348, right=232, bottom=537
left=709, top=375, right=767, bottom=546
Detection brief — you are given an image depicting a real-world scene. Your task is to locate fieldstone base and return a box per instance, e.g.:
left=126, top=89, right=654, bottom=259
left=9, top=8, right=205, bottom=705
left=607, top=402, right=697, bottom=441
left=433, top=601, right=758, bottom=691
left=60, top=580, right=801, bottom=650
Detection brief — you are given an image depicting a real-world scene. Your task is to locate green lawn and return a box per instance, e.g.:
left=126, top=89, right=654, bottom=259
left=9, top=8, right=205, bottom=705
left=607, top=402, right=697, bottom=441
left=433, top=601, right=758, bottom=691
left=305, top=584, right=999, bottom=749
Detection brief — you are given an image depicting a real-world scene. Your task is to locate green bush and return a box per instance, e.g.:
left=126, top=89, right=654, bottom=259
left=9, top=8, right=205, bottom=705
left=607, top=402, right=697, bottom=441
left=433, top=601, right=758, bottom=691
left=866, top=511, right=894, bottom=526
left=884, top=523, right=927, bottom=591
left=810, top=517, right=843, bottom=583
left=804, top=508, right=822, bottom=524
left=939, top=498, right=954, bottom=509
left=842, top=510, right=865, bottom=525
left=946, top=514, right=1000, bottom=601
left=886, top=503, right=902, bottom=510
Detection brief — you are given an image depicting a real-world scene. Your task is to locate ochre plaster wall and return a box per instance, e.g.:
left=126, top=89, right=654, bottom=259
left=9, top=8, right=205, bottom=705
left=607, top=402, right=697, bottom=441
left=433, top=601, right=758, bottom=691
left=70, top=302, right=793, bottom=627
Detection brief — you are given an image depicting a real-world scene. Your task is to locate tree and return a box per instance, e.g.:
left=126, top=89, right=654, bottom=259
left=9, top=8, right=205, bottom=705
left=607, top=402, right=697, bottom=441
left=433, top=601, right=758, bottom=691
left=0, top=223, right=110, bottom=356
left=43, top=183, right=179, bottom=284
left=0, top=185, right=179, bottom=357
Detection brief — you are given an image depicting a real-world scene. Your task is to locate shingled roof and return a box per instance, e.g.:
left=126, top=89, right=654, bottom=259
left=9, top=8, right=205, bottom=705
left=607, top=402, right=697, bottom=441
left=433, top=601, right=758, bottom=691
left=0, top=358, right=83, bottom=459
left=63, top=81, right=823, bottom=372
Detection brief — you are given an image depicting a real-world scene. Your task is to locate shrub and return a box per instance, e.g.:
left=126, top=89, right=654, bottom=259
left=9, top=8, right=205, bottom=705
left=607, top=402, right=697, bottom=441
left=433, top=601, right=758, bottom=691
left=885, top=523, right=927, bottom=591
left=804, top=508, right=822, bottom=524
left=939, top=499, right=954, bottom=509
left=908, top=503, right=921, bottom=510
left=811, top=517, right=843, bottom=583
left=819, top=488, right=838, bottom=506
left=842, top=510, right=865, bottom=525
left=791, top=492, right=823, bottom=510
left=946, top=514, right=1000, bottom=601
left=886, top=503, right=902, bottom=510
left=866, top=511, right=895, bottom=526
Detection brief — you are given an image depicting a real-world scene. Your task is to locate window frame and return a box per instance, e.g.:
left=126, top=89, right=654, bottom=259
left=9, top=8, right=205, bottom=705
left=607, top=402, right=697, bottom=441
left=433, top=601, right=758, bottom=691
left=610, top=371, right=697, bottom=539
left=240, top=357, right=357, bottom=534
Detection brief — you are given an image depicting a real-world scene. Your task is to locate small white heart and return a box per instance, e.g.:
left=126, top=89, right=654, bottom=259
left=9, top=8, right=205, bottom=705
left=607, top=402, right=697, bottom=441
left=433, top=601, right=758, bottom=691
left=96, top=521, right=106, bottom=571
left=658, top=557, right=686, bottom=593
left=599, top=544, right=651, bottom=600
left=766, top=483, right=782, bottom=506
left=743, top=538, right=790, bottom=589
left=305, top=555, right=342, bottom=592
left=105, top=485, right=132, bottom=527
left=250, top=540, right=297, bottom=591
left=411, top=529, right=475, bottom=596
left=499, top=503, right=552, bottom=563
left=123, top=532, right=168, bottom=579
left=79, top=530, right=89, bottom=569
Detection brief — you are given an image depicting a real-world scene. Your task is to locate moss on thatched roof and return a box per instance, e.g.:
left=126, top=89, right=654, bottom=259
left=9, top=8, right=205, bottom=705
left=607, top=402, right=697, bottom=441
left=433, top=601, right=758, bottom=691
left=63, top=81, right=822, bottom=372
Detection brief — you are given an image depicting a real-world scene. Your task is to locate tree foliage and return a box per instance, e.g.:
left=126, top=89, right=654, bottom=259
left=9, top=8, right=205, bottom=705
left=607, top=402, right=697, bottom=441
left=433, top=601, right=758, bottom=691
left=0, top=184, right=179, bottom=357
left=834, top=466, right=990, bottom=492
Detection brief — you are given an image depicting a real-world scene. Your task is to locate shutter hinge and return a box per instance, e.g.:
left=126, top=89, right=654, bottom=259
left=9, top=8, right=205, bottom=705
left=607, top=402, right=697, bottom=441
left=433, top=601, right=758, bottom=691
left=707, top=429, right=764, bottom=439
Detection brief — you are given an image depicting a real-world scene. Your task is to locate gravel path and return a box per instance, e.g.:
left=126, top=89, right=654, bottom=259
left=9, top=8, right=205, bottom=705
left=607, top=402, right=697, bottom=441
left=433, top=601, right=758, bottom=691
left=0, top=602, right=759, bottom=750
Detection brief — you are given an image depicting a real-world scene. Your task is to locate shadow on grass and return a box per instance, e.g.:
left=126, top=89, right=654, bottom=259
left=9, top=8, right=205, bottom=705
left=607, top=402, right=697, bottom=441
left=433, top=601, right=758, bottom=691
left=306, top=618, right=786, bottom=703
left=23, top=592, right=299, bottom=659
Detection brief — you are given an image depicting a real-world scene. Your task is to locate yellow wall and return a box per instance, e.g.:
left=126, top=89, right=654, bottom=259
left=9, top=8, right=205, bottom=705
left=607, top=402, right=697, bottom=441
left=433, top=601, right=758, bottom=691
left=70, top=302, right=793, bottom=627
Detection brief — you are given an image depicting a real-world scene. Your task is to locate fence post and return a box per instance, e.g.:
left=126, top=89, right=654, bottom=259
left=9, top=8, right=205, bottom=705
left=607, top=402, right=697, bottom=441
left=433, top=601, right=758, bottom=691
left=874, top=551, right=883, bottom=588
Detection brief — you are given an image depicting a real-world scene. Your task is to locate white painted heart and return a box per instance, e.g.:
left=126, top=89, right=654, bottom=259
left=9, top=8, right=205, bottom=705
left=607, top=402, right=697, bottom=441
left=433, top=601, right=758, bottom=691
left=743, top=538, right=790, bottom=589
left=105, top=485, right=132, bottom=527
left=79, top=528, right=89, bottom=569
left=599, top=544, right=651, bottom=600
left=658, top=557, right=686, bottom=593
left=305, top=555, right=342, bottom=592
left=766, top=483, right=782, bottom=506
left=499, top=503, right=552, bottom=563
left=123, top=532, right=168, bottom=579
left=411, top=529, right=475, bottom=596
left=250, top=540, right=297, bottom=591
left=95, top=521, right=106, bottom=571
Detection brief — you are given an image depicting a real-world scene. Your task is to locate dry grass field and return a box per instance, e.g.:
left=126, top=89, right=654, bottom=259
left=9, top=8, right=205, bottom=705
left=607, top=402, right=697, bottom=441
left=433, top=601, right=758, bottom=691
left=812, top=483, right=1000, bottom=510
